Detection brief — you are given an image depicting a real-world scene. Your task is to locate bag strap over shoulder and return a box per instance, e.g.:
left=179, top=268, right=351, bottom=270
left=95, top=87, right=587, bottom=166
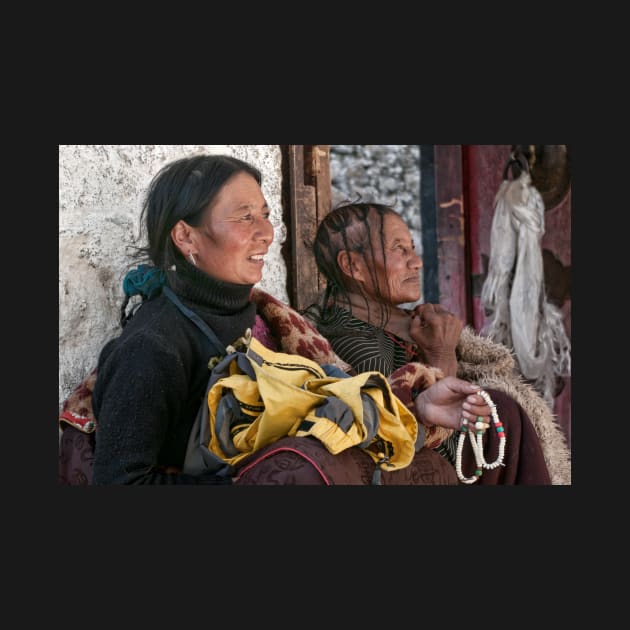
left=162, top=286, right=226, bottom=357
left=162, top=286, right=235, bottom=477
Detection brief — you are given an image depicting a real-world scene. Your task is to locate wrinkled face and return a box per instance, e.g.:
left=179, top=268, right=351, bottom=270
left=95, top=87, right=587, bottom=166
left=357, top=212, right=422, bottom=305
left=193, top=172, right=274, bottom=285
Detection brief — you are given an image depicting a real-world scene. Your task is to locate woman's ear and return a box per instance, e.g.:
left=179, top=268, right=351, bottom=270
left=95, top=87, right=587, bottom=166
left=170, top=220, right=196, bottom=257
left=337, top=250, right=365, bottom=282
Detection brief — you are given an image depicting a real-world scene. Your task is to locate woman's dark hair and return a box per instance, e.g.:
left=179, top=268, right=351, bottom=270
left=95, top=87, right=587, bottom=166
left=310, top=201, right=400, bottom=325
left=138, top=154, right=262, bottom=270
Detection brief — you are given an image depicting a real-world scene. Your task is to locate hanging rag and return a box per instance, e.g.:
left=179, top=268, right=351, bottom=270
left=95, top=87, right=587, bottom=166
left=480, top=152, right=571, bottom=407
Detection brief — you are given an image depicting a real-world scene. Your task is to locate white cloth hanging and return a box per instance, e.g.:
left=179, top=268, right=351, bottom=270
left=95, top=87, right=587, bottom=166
left=480, top=164, right=571, bottom=408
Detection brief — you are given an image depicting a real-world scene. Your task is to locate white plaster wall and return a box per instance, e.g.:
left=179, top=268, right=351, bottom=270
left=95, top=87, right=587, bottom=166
left=59, top=145, right=288, bottom=409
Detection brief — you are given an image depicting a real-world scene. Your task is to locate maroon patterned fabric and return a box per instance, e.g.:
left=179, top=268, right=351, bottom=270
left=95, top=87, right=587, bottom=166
left=251, top=314, right=279, bottom=351
left=233, top=436, right=459, bottom=486
left=59, top=426, right=95, bottom=486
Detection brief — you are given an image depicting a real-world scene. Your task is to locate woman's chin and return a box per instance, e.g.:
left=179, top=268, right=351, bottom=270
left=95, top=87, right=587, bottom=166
left=396, top=291, right=421, bottom=305
left=247, top=272, right=264, bottom=285
left=396, top=292, right=422, bottom=308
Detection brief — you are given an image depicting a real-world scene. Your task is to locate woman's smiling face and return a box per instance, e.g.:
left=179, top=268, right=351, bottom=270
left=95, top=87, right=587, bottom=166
left=193, top=172, right=275, bottom=285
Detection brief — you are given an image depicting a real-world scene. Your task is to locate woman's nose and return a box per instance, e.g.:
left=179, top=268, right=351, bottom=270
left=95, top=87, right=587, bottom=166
left=257, top=216, right=275, bottom=244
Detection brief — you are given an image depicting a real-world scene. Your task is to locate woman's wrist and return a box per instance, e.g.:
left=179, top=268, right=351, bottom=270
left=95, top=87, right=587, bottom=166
left=425, top=352, right=458, bottom=377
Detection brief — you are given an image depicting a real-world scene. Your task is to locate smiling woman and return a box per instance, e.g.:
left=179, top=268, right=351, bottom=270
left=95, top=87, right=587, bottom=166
left=90, top=154, right=271, bottom=484
left=170, top=171, right=274, bottom=285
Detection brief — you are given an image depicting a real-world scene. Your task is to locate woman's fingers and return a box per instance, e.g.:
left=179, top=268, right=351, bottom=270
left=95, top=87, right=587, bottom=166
left=462, top=395, right=491, bottom=424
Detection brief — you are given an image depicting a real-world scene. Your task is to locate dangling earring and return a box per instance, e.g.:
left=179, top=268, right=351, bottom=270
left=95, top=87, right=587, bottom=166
left=188, top=252, right=197, bottom=267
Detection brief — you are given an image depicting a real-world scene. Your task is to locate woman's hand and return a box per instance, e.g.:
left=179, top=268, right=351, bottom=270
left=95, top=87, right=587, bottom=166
left=413, top=376, right=492, bottom=432
left=409, top=303, right=463, bottom=376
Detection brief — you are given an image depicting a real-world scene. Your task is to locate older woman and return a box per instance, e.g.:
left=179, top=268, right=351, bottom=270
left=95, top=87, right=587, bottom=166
left=307, top=201, right=571, bottom=485
left=59, top=155, right=495, bottom=485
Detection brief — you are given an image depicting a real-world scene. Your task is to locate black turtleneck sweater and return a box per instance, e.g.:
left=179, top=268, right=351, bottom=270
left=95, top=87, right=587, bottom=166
left=92, top=261, right=256, bottom=484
